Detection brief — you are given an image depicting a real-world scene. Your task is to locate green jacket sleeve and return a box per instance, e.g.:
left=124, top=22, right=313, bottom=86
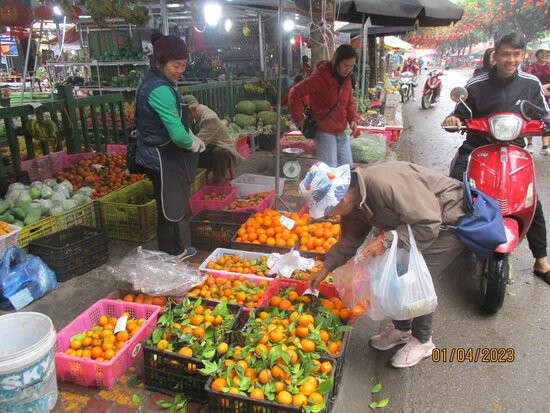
left=148, top=85, right=193, bottom=149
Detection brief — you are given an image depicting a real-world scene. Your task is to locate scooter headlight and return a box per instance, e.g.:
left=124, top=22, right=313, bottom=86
left=488, top=115, right=522, bottom=141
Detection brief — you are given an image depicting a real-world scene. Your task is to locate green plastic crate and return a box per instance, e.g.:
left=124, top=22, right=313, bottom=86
left=99, top=180, right=157, bottom=242
left=54, top=202, right=97, bottom=230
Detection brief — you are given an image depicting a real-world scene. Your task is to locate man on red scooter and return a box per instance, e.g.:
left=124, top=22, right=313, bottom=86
left=443, top=32, right=550, bottom=284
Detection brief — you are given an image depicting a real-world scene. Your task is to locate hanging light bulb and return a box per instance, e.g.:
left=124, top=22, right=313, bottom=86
left=204, top=3, right=222, bottom=27
left=283, top=19, right=295, bottom=32
left=224, top=18, right=232, bottom=32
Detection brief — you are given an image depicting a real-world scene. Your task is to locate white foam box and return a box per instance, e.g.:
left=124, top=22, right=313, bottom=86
left=231, top=173, right=285, bottom=197
left=384, top=92, right=401, bottom=108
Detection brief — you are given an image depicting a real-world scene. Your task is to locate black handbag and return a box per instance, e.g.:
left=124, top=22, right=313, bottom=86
left=301, top=89, right=342, bottom=140
left=126, top=142, right=144, bottom=174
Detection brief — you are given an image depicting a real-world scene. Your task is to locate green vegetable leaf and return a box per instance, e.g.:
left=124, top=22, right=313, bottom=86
left=371, top=383, right=382, bottom=394
left=377, top=398, right=389, bottom=407
left=152, top=327, right=164, bottom=344
left=70, top=332, right=86, bottom=342
left=369, top=401, right=379, bottom=409
left=212, top=301, right=231, bottom=317
left=132, top=395, right=141, bottom=404
left=310, top=400, right=326, bottom=412
left=317, top=376, right=334, bottom=395
left=155, top=400, right=173, bottom=408
left=198, top=360, right=219, bottom=375
left=506, top=291, right=517, bottom=297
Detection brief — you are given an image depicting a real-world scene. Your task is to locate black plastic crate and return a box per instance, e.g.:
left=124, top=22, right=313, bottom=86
left=258, top=133, right=277, bottom=151
left=205, top=357, right=337, bottom=413
left=27, top=225, right=108, bottom=282
left=189, top=210, right=252, bottom=250
left=231, top=233, right=298, bottom=255
left=143, top=298, right=242, bottom=400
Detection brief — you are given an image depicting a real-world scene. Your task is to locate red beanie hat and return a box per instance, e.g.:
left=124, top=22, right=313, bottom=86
left=153, top=36, right=189, bottom=64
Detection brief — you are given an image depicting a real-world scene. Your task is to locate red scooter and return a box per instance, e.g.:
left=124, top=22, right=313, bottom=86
left=444, top=86, right=549, bottom=313
left=421, top=70, right=443, bottom=109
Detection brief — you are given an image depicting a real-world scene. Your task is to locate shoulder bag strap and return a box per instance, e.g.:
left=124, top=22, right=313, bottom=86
left=318, top=87, right=344, bottom=122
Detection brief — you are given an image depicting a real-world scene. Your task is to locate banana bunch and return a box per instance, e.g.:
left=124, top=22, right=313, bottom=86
left=85, top=0, right=114, bottom=27
left=244, top=83, right=265, bottom=94
left=25, top=118, right=59, bottom=142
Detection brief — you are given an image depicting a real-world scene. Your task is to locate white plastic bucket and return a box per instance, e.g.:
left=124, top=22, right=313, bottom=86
left=0, top=312, right=58, bottom=413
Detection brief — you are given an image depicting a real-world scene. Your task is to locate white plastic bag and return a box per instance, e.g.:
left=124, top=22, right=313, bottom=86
left=106, top=247, right=206, bottom=296
left=369, top=225, right=438, bottom=320
left=267, top=250, right=316, bottom=278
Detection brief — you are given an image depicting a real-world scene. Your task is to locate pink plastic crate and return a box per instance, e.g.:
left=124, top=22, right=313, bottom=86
left=228, top=191, right=275, bottom=213
left=188, top=185, right=237, bottom=215
left=21, top=151, right=68, bottom=181
left=66, top=151, right=95, bottom=165
left=54, top=299, right=160, bottom=389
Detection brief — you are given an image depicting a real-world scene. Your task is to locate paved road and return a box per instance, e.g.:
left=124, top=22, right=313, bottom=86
left=335, top=68, right=550, bottom=413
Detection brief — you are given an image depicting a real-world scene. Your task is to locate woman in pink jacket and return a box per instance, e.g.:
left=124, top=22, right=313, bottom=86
left=289, top=45, right=360, bottom=167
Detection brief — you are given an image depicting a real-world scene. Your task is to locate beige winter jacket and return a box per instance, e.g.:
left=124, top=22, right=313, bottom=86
left=193, top=104, right=243, bottom=166
left=323, top=161, right=466, bottom=272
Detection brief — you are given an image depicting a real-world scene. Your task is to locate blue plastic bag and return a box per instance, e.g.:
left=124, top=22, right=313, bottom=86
left=0, top=247, right=57, bottom=310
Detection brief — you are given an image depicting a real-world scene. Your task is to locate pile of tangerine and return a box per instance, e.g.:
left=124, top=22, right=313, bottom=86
left=298, top=221, right=341, bottom=254
left=234, top=210, right=311, bottom=248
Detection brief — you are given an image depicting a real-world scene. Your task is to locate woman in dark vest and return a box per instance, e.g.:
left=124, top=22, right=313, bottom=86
left=135, top=35, right=205, bottom=257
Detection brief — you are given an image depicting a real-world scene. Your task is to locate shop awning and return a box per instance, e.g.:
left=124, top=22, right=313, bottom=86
left=383, top=36, right=413, bottom=50
left=296, top=0, right=462, bottom=27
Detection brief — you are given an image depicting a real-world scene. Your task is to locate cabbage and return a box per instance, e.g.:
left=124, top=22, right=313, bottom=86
left=39, top=199, right=53, bottom=210
left=62, top=199, right=78, bottom=211
left=50, top=191, right=67, bottom=203
left=77, top=186, right=95, bottom=197
left=30, top=181, right=43, bottom=189
left=44, top=179, right=57, bottom=188
left=7, top=183, right=26, bottom=193
left=18, top=191, right=32, bottom=204
left=350, top=134, right=386, bottom=164
left=5, top=189, right=22, bottom=203
left=50, top=204, right=64, bottom=216
left=59, top=180, right=74, bottom=195
left=71, top=194, right=89, bottom=206
left=41, top=186, right=53, bottom=199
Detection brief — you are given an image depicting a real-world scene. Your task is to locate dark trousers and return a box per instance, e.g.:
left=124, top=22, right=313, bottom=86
left=143, top=167, right=184, bottom=256
left=393, top=231, right=467, bottom=342
left=198, top=144, right=231, bottom=185
left=450, top=141, right=547, bottom=259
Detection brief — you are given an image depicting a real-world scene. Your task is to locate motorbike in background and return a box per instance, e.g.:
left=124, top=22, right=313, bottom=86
left=399, top=71, right=416, bottom=103
left=421, top=70, right=443, bottom=109
left=443, top=86, right=549, bottom=313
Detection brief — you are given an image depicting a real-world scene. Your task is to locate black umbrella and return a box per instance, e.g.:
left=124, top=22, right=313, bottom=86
left=417, top=0, right=464, bottom=27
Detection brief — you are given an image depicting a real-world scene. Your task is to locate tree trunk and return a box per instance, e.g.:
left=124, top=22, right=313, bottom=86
left=378, top=37, right=385, bottom=83
left=368, top=36, right=377, bottom=87
left=310, top=0, right=335, bottom=66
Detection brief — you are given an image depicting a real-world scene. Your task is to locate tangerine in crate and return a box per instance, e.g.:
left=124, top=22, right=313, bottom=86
left=186, top=273, right=271, bottom=309
left=54, top=299, right=160, bottom=389
left=234, top=209, right=310, bottom=249
left=297, top=220, right=341, bottom=255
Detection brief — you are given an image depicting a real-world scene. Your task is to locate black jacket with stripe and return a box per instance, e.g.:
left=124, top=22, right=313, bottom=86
left=451, top=66, right=550, bottom=147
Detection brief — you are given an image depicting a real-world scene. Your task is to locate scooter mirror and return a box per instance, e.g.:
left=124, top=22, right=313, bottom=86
left=450, top=87, right=468, bottom=103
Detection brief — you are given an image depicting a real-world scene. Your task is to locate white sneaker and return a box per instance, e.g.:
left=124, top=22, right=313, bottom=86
left=391, top=336, right=435, bottom=368
left=526, top=144, right=534, bottom=154
left=540, top=147, right=550, bottom=155
left=369, top=323, right=411, bottom=351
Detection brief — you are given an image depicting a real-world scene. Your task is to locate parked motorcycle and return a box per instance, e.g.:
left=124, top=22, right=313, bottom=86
left=399, top=71, right=415, bottom=103
left=421, top=70, right=443, bottom=109
left=443, top=86, right=549, bottom=313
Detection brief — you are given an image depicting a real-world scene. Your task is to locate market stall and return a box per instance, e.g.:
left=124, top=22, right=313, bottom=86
left=0, top=1, right=463, bottom=412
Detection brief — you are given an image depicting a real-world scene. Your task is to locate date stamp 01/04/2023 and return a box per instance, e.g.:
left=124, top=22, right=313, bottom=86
left=432, top=347, right=515, bottom=363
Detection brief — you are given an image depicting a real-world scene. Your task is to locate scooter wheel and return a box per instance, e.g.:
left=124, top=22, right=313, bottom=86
left=479, top=252, right=509, bottom=313
left=421, top=93, right=432, bottom=109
